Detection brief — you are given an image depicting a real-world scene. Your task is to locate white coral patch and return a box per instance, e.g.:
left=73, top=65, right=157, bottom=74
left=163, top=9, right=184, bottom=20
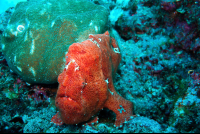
left=17, top=25, right=25, bottom=32
left=29, top=31, right=33, bottom=38
left=24, top=31, right=28, bottom=41
left=3, top=32, right=7, bottom=37
left=29, top=67, right=36, bottom=77
left=89, top=21, right=93, bottom=26
left=95, top=26, right=98, bottom=32
left=63, top=57, right=66, bottom=62
left=51, top=20, right=55, bottom=27
left=1, top=44, right=5, bottom=50
left=25, top=18, right=30, bottom=27
left=30, top=39, right=35, bottom=54
left=39, top=9, right=47, bottom=15
left=65, top=51, right=68, bottom=55
left=47, top=2, right=52, bottom=6
left=16, top=66, right=22, bottom=72
left=14, top=56, right=16, bottom=62
left=12, top=30, right=18, bottom=36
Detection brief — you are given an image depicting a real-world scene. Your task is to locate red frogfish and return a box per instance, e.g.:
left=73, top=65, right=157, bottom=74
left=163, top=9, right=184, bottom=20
left=51, top=31, right=133, bottom=127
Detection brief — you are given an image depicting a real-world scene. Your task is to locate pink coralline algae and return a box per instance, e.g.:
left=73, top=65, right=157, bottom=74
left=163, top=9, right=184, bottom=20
left=161, top=1, right=180, bottom=12
left=28, top=85, right=50, bottom=103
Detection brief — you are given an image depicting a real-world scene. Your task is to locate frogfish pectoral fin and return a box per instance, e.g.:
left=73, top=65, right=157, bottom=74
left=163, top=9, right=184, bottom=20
left=51, top=112, right=64, bottom=126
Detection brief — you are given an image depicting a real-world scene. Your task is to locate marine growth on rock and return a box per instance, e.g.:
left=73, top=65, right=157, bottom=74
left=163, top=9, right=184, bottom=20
left=1, top=0, right=109, bottom=84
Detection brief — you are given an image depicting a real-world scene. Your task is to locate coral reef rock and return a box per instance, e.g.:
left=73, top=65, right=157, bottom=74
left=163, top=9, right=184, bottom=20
left=1, top=0, right=108, bottom=84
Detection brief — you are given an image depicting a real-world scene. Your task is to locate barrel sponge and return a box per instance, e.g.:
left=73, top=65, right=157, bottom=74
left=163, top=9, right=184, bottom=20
left=1, top=0, right=109, bottom=84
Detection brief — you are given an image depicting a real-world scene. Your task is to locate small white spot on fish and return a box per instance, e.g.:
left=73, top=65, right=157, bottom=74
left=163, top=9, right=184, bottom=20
left=65, top=61, right=71, bottom=70
left=105, top=78, right=109, bottom=84
left=113, top=48, right=120, bottom=53
left=108, top=89, right=114, bottom=95
left=88, top=39, right=100, bottom=48
left=75, top=66, right=79, bottom=71
left=71, top=59, right=75, bottom=63
left=65, top=59, right=79, bottom=71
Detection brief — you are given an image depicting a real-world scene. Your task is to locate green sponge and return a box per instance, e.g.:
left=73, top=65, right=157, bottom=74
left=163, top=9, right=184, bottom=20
left=1, top=0, right=108, bottom=84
